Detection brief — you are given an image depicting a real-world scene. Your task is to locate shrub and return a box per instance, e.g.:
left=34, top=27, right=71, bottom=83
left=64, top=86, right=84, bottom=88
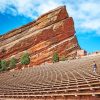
left=0, top=60, right=1, bottom=69
left=52, top=52, right=59, bottom=63
left=9, top=57, right=17, bottom=68
left=0, top=60, right=8, bottom=71
left=61, top=55, right=66, bottom=61
left=1, top=48, right=6, bottom=53
left=20, top=53, right=30, bottom=65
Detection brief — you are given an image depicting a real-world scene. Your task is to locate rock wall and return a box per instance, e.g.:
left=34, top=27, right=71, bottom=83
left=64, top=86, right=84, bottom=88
left=0, top=6, right=80, bottom=66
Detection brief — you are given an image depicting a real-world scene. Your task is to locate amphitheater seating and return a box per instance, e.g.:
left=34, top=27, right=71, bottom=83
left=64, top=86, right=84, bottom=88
left=0, top=54, right=100, bottom=99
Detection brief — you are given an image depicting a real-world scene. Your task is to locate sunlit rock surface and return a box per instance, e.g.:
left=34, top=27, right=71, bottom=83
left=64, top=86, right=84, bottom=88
left=0, top=6, right=80, bottom=66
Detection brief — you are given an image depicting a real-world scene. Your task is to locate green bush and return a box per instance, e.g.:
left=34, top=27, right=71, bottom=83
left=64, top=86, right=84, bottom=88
left=1, top=48, right=6, bottom=53
left=52, top=52, right=59, bottom=63
left=20, top=53, right=30, bottom=65
left=0, top=60, right=1, bottom=69
left=9, top=57, right=17, bottom=68
left=0, top=60, right=8, bottom=71
left=61, top=55, right=66, bottom=61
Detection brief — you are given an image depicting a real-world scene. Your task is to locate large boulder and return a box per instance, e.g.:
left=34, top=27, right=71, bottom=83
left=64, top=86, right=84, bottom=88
left=0, top=6, right=80, bottom=66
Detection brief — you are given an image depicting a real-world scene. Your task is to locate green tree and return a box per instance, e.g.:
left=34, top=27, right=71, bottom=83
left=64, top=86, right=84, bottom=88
left=20, top=53, right=30, bottom=65
left=9, top=57, right=17, bottom=68
left=61, top=55, right=66, bottom=61
left=1, top=48, right=6, bottom=53
left=0, top=60, right=8, bottom=71
left=0, top=60, right=1, bottom=70
left=52, top=52, right=59, bottom=63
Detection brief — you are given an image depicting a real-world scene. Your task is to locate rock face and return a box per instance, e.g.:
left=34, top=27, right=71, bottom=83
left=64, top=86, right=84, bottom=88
left=0, top=6, right=80, bottom=66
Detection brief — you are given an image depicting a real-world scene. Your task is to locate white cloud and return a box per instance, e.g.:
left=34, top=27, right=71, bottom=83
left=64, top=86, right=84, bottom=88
left=0, top=0, right=63, bottom=18
left=66, top=0, right=100, bottom=36
left=0, top=0, right=100, bottom=36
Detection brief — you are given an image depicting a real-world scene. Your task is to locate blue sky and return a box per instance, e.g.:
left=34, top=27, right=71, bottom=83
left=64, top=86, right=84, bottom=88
left=0, top=0, right=100, bottom=53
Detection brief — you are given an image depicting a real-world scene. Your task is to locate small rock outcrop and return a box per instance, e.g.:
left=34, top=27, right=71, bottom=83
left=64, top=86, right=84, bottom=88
left=0, top=6, right=80, bottom=66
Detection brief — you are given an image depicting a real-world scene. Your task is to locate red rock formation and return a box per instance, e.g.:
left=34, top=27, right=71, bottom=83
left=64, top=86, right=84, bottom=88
left=0, top=6, right=80, bottom=66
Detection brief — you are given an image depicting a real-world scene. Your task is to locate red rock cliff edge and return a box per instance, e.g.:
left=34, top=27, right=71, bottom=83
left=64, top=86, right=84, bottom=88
left=0, top=6, right=80, bottom=66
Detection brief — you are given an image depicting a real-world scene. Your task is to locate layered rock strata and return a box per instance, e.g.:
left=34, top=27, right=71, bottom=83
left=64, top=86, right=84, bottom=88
left=0, top=6, right=80, bottom=66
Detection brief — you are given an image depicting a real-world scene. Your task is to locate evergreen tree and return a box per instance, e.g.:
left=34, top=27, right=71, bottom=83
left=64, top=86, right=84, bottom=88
left=0, top=60, right=8, bottom=71
left=61, top=55, right=66, bottom=61
left=20, top=53, right=30, bottom=65
left=0, top=60, right=1, bottom=70
left=9, top=57, right=17, bottom=68
left=1, top=48, right=6, bottom=53
left=52, top=52, right=59, bottom=63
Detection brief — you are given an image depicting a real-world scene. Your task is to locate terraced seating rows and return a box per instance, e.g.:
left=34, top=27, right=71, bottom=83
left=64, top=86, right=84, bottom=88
left=0, top=54, right=100, bottom=99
